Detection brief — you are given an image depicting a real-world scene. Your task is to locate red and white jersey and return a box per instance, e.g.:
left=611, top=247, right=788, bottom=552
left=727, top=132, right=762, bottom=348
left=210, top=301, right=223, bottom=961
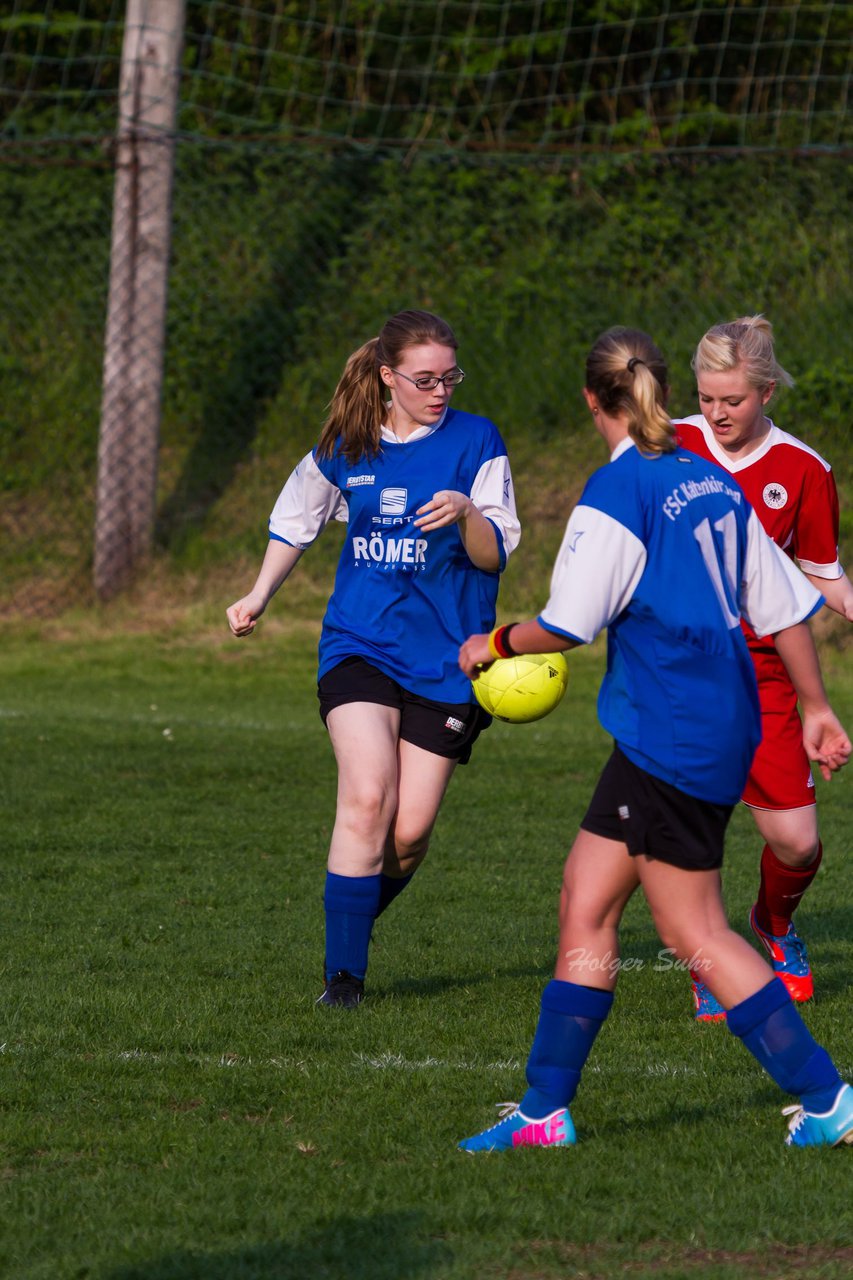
left=674, top=416, right=842, bottom=581
left=673, top=414, right=841, bottom=808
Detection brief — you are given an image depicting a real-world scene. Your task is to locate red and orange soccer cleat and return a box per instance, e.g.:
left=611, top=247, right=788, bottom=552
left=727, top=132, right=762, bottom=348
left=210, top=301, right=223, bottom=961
left=749, top=906, right=814, bottom=1002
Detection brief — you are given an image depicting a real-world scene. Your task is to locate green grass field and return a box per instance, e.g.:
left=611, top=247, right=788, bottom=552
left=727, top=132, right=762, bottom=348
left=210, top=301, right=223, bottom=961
left=2, top=612, right=852, bottom=1280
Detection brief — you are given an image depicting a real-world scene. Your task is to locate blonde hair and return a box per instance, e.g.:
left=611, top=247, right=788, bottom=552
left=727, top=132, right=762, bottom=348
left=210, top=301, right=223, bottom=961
left=316, top=310, right=458, bottom=464
left=691, top=314, right=794, bottom=394
left=585, top=327, right=674, bottom=455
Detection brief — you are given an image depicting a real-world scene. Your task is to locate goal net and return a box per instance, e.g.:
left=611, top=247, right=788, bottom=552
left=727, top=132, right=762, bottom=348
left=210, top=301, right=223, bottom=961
left=3, top=1, right=850, bottom=155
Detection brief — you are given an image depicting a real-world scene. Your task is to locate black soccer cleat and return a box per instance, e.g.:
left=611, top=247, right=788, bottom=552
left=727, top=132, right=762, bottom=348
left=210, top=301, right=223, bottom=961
left=316, top=969, right=365, bottom=1008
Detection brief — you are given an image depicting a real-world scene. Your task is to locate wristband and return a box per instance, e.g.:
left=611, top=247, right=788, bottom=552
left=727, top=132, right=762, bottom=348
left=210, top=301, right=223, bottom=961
left=488, top=623, right=519, bottom=660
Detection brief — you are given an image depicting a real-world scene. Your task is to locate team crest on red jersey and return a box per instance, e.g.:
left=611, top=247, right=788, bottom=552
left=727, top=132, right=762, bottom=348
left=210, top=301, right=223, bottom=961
left=762, top=482, right=788, bottom=510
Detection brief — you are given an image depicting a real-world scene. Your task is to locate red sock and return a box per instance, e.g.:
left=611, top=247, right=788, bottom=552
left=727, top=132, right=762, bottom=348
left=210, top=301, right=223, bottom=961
left=754, top=842, right=822, bottom=936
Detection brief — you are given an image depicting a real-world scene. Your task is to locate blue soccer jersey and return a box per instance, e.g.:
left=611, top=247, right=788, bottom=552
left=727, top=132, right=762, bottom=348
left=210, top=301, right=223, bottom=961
left=268, top=408, right=520, bottom=703
left=538, top=440, right=822, bottom=804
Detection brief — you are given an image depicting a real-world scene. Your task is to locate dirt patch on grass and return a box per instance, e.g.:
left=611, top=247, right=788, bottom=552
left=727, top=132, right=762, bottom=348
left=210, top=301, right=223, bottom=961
left=499, top=1240, right=853, bottom=1279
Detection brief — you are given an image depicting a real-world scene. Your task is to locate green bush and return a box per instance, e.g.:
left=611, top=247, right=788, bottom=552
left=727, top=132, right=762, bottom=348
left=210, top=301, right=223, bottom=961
left=2, top=151, right=851, bottom=610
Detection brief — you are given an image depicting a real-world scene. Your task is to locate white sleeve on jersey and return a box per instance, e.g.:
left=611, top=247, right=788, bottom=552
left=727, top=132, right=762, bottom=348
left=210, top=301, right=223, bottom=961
left=741, top=508, right=823, bottom=637
left=470, top=454, right=522, bottom=558
left=538, top=504, right=647, bottom=643
left=268, top=451, right=347, bottom=548
left=796, top=555, right=843, bottom=581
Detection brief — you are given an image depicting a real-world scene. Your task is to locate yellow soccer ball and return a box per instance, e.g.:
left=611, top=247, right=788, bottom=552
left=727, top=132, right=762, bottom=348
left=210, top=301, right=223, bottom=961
left=472, top=652, right=569, bottom=724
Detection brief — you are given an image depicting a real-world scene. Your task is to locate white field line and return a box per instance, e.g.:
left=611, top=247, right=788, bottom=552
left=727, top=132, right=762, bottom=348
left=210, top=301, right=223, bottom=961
left=351, top=1055, right=853, bottom=1079
left=351, top=1053, right=713, bottom=1078
left=3, top=1043, right=848, bottom=1079
left=0, top=1044, right=705, bottom=1078
left=0, top=705, right=308, bottom=734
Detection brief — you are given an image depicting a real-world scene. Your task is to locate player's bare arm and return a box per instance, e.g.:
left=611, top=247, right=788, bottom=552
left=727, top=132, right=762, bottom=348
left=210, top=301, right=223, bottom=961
left=805, top=569, right=853, bottom=623
left=415, top=489, right=502, bottom=571
left=773, top=621, right=852, bottom=779
left=459, top=619, right=576, bottom=678
left=226, top=541, right=305, bottom=636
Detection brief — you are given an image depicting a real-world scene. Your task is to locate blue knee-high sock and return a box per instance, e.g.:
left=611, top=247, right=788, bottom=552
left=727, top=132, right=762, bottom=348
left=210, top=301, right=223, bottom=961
left=324, top=872, right=382, bottom=981
left=521, top=980, right=614, bottom=1119
left=375, top=872, right=414, bottom=918
left=727, top=978, right=842, bottom=1112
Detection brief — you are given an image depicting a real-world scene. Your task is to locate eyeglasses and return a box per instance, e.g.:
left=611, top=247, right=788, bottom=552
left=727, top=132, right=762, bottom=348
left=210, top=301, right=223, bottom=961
left=391, top=367, right=466, bottom=391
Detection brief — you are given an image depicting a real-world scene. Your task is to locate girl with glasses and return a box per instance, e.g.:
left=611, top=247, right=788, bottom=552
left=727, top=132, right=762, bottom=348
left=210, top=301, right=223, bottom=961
left=227, top=310, right=520, bottom=1007
left=456, top=326, right=852, bottom=1151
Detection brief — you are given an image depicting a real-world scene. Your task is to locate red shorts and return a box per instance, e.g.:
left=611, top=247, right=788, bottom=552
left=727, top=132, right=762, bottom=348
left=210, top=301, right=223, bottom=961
left=743, top=646, right=816, bottom=811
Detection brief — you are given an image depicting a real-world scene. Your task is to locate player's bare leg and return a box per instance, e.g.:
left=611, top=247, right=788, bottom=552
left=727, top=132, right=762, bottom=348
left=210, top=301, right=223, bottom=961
left=460, top=828, right=635, bottom=1150
left=750, top=805, right=820, bottom=867
left=326, top=702, right=403, bottom=876
left=461, top=845, right=851, bottom=1151
left=636, top=854, right=849, bottom=1145
left=554, top=829, right=640, bottom=988
left=319, top=707, right=458, bottom=1003
left=383, top=738, right=457, bottom=877
left=637, top=857, right=772, bottom=1008
left=375, top=738, right=458, bottom=917
left=317, top=703, right=402, bottom=1005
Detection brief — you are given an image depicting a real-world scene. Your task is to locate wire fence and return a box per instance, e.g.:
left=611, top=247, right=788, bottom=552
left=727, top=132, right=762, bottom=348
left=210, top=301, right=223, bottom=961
left=2, top=1, right=851, bottom=616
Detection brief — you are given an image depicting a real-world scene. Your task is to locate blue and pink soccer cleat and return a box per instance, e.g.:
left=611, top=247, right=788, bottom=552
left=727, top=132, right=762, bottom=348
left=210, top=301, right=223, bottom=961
left=690, top=970, right=726, bottom=1023
left=749, top=906, right=813, bottom=1001
left=783, top=1083, right=853, bottom=1147
left=458, top=1103, right=576, bottom=1152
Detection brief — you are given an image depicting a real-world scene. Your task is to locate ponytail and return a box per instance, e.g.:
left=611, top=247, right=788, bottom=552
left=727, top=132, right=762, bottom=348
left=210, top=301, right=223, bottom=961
left=586, top=328, right=673, bottom=456
left=316, top=339, right=385, bottom=464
